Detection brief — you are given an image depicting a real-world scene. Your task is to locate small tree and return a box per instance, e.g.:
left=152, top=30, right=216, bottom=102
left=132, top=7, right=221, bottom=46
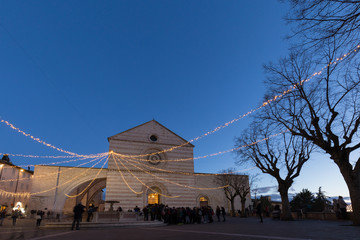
left=290, top=189, right=314, bottom=212
left=233, top=174, right=251, bottom=217
left=214, top=168, right=238, bottom=216
left=290, top=187, right=331, bottom=213
left=312, top=187, right=331, bottom=212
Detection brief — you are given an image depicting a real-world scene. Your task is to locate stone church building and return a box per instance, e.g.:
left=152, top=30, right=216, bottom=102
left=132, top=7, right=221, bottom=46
left=29, top=120, right=250, bottom=216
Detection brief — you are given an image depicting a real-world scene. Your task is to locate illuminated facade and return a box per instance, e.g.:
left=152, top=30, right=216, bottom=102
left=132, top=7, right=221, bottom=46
left=28, top=120, right=250, bottom=216
left=0, top=155, right=33, bottom=212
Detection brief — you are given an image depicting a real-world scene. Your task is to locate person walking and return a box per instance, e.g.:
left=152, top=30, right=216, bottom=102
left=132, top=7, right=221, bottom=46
left=71, top=203, right=85, bottom=230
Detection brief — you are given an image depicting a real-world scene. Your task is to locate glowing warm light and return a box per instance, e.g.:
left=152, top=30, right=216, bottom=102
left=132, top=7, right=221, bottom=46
left=0, top=119, right=79, bottom=156
left=0, top=155, right=106, bottom=183
left=112, top=130, right=287, bottom=163
left=13, top=202, right=26, bottom=214
left=30, top=156, right=106, bottom=196
left=113, top=153, right=180, bottom=198
left=116, top=155, right=230, bottom=190
left=65, top=157, right=108, bottom=198
left=112, top=151, right=143, bottom=195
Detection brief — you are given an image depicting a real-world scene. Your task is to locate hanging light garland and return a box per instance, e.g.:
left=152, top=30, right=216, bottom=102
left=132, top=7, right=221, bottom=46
left=65, top=157, right=108, bottom=198
left=0, top=154, right=106, bottom=183
left=119, top=156, right=229, bottom=190
left=0, top=119, right=79, bottom=156
left=112, top=153, right=180, bottom=198
left=112, top=130, right=287, bottom=163
left=0, top=45, right=358, bottom=164
left=122, top=155, right=256, bottom=177
left=30, top=156, right=106, bottom=196
left=112, top=153, right=143, bottom=195
left=0, top=188, right=30, bottom=199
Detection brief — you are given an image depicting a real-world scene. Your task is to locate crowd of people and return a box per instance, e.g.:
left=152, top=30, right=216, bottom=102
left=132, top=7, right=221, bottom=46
left=137, top=204, right=227, bottom=225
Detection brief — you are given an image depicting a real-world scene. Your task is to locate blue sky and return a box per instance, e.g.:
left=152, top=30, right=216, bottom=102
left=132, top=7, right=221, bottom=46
left=0, top=0, right=349, bottom=200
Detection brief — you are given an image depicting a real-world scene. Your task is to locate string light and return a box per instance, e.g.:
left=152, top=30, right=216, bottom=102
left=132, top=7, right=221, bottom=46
left=112, top=152, right=143, bottom=195
left=0, top=153, right=76, bottom=159
left=0, top=155, right=106, bottom=183
left=30, top=156, right=106, bottom=196
left=1, top=45, right=359, bottom=160
left=0, top=188, right=30, bottom=199
left=29, top=155, right=106, bottom=182
left=112, top=130, right=287, bottom=163
left=118, top=156, right=230, bottom=190
left=112, top=153, right=180, bottom=198
left=122, top=156, right=256, bottom=177
left=0, top=119, right=79, bottom=156
left=65, top=157, right=108, bottom=198
left=110, top=45, right=360, bottom=158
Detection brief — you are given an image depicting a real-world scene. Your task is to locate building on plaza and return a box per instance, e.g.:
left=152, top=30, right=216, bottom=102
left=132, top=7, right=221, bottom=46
left=0, top=154, right=33, bottom=213
left=28, top=120, right=250, bottom=216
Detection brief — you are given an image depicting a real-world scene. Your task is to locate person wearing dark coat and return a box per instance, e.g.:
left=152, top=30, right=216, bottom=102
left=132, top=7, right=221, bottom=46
left=71, top=203, right=85, bottom=230
left=221, top=207, right=226, bottom=222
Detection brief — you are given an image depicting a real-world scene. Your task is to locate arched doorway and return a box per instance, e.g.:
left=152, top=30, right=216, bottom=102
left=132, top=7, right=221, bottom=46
left=199, top=196, right=209, bottom=207
left=63, top=178, right=106, bottom=215
left=147, top=187, right=161, bottom=205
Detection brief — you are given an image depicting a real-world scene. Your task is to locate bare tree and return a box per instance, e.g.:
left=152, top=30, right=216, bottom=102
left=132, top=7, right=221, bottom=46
left=263, top=45, right=360, bottom=224
left=236, top=121, right=313, bottom=221
left=285, top=0, right=360, bottom=49
left=235, top=174, right=258, bottom=217
left=214, top=168, right=249, bottom=216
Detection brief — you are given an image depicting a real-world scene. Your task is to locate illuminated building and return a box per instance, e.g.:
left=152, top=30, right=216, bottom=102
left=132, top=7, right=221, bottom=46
left=0, top=154, right=33, bottom=213
left=29, top=120, right=250, bottom=216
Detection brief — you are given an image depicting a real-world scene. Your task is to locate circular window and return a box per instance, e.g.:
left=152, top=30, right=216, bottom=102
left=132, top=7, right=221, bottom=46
left=147, top=154, right=161, bottom=165
left=149, top=135, right=158, bottom=142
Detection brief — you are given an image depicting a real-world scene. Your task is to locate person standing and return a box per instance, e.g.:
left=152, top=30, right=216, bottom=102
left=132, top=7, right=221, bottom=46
left=338, top=196, right=347, bottom=219
left=71, top=203, right=85, bottom=230
left=0, top=207, right=6, bottom=226
left=36, top=210, right=44, bottom=227
left=221, top=206, right=226, bottom=222
left=216, top=206, right=221, bottom=222
left=11, top=210, right=19, bottom=226
left=87, top=204, right=95, bottom=222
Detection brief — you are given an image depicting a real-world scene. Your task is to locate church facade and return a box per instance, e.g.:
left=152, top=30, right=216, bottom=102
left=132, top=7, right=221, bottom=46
left=29, top=120, right=250, bottom=216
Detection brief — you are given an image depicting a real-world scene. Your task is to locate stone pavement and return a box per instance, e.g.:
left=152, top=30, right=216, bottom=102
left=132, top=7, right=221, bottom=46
left=0, top=216, right=359, bottom=240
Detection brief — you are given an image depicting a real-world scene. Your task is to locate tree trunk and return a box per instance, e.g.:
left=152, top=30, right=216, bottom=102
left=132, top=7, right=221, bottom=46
left=336, top=159, right=360, bottom=226
left=241, top=198, right=246, bottom=217
left=230, top=200, right=236, bottom=217
left=278, top=183, right=293, bottom=221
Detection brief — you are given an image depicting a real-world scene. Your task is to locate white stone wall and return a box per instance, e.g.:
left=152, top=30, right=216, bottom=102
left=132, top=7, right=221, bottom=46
left=29, top=165, right=107, bottom=215
left=0, top=164, right=32, bottom=209
left=195, top=174, right=251, bottom=214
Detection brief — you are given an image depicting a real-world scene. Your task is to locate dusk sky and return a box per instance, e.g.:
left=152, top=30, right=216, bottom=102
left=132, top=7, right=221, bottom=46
left=0, top=0, right=350, bottom=200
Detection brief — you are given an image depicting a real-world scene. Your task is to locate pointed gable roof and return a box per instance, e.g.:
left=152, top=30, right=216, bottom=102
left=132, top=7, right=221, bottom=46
left=108, top=120, right=194, bottom=147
